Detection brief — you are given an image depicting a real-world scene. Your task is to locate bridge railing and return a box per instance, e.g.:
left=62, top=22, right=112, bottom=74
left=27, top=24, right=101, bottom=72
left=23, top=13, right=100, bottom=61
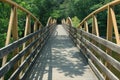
left=62, top=0, right=120, bottom=80
left=0, top=0, right=56, bottom=80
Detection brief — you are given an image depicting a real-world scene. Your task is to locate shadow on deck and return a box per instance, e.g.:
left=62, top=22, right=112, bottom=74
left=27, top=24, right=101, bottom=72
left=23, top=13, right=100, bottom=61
left=26, top=25, right=98, bottom=80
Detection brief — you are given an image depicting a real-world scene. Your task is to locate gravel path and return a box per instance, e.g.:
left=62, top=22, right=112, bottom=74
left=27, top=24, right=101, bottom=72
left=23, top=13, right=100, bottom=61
left=26, top=25, right=98, bottom=80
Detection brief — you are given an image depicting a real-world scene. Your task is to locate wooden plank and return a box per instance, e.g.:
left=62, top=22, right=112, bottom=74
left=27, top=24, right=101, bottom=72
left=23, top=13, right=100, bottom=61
left=67, top=17, right=73, bottom=26
left=105, top=6, right=113, bottom=79
left=37, top=25, right=42, bottom=48
left=33, top=21, right=38, bottom=50
left=34, top=21, right=37, bottom=32
left=81, top=37, right=120, bottom=72
left=20, top=14, right=31, bottom=77
left=0, top=31, right=45, bottom=78
left=92, top=16, right=95, bottom=35
left=84, top=21, right=89, bottom=32
left=9, top=38, right=42, bottom=80
left=92, top=15, right=99, bottom=36
left=77, top=29, right=120, bottom=55
left=11, top=7, right=19, bottom=72
left=0, top=37, right=38, bottom=78
left=46, top=17, right=52, bottom=26
left=110, top=7, right=120, bottom=45
left=0, top=30, right=41, bottom=59
left=1, top=6, right=16, bottom=80
left=2, top=6, right=15, bottom=66
left=62, top=19, right=65, bottom=24
left=20, top=27, right=53, bottom=80
left=107, top=6, right=113, bottom=42
left=88, top=59, right=105, bottom=80
left=78, top=40, right=88, bottom=58
left=86, top=48, right=119, bottom=80
left=21, top=14, right=30, bottom=62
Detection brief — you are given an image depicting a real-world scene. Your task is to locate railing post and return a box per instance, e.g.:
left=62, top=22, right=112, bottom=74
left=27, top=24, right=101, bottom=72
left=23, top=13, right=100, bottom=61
left=33, top=21, right=38, bottom=44
left=92, top=15, right=99, bottom=36
left=110, top=6, right=120, bottom=45
left=84, top=21, right=89, bottom=33
left=105, top=5, right=120, bottom=80
left=84, top=21, right=89, bottom=41
left=1, top=6, right=17, bottom=80
left=107, top=6, right=113, bottom=42
left=91, top=14, right=100, bottom=75
left=0, top=1, right=48, bottom=79
left=11, top=7, right=20, bottom=80
left=11, top=6, right=19, bottom=68
left=20, top=14, right=31, bottom=78
left=39, top=24, right=42, bottom=48
left=105, top=5, right=112, bottom=80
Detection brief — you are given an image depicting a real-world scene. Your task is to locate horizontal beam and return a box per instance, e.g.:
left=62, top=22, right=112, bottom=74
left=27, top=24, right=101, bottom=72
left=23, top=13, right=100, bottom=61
left=86, top=48, right=119, bottom=80
left=0, top=26, right=50, bottom=58
left=77, top=29, right=120, bottom=55
left=0, top=24, right=56, bottom=78
left=81, top=36, right=120, bottom=72
left=88, top=59, right=105, bottom=80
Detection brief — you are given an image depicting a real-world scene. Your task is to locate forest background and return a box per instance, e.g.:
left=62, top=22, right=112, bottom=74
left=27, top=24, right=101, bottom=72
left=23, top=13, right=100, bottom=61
left=1, top=0, right=119, bottom=48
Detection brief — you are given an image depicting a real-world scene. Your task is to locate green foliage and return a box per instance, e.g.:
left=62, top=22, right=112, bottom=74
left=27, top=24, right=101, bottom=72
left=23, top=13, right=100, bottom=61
left=71, top=16, right=80, bottom=27
left=0, top=2, right=10, bottom=47
left=0, top=0, right=115, bottom=47
left=90, top=3, right=103, bottom=12
left=0, top=33, right=6, bottom=47
left=1, top=0, right=120, bottom=79
left=0, top=0, right=115, bottom=48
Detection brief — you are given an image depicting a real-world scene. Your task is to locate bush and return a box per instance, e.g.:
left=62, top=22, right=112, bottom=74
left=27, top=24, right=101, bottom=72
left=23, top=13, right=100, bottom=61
left=71, top=16, right=80, bottom=27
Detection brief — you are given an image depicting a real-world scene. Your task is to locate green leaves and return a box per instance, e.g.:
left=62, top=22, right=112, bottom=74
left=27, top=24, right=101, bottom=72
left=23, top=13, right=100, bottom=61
left=90, top=3, right=103, bottom=12
left=72, top=16, right=80, bottom=27
left=0, top=33, right=6, bottom=47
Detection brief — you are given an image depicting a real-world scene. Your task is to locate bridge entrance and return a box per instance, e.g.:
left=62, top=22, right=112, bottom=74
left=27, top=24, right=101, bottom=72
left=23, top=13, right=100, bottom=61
left=0, top=0, right=120, bottom=80
left=26, top=25, right=98, bottom=80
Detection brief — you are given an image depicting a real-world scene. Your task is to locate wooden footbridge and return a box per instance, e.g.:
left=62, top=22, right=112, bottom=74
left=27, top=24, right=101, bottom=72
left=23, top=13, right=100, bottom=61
left=0, top=0, right=120, bottom=80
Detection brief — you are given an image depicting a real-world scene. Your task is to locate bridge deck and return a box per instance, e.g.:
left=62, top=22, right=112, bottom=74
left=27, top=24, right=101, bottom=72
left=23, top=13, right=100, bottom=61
left=26, top=25, right=98, bottom=80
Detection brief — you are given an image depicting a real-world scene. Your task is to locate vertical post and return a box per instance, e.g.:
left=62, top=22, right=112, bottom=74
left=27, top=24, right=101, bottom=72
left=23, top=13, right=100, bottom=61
left=33, top=21, right=37, bottom=39
left=20, top=14, right=30, bottom=78
left=21, top=14, right=30, bottom=62
left=1, top=6, right=16, bottom=80
left=92, top=15, right=99, bottom=49
left=33, top=21, right=38, bottom=53
left=110, top=7, right=120, bottom=45
left=105, top=5, right=113, bottom=80
left=38, top=24, right=42, bottom=48
left=84, top=21, right=89, bottom=32
left=91, top=15, right=100, bottom=75
left=92, top=15, right=99, bottom=36
left=67, top=17, right=73, bottom=40
left=92, top=15, right=99, bottom=48
left=106, top=6, right=113, bottom=42
left=105, top=5, right=120, bottom=80
left=11, top=7, right=19, bottom=72
left=84, top=21, right=90, bottom=43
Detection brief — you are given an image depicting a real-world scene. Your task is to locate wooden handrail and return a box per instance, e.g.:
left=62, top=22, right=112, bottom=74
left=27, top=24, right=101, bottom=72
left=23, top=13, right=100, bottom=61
left=75, top=0, right=120, bottom=45
left=63, top=24, right=120, bottom=80
left=79, top=0, right=120, bottom=26
left=0, top=0, right=56, bottom=80
left=63, top=1, right=120, bottom=79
